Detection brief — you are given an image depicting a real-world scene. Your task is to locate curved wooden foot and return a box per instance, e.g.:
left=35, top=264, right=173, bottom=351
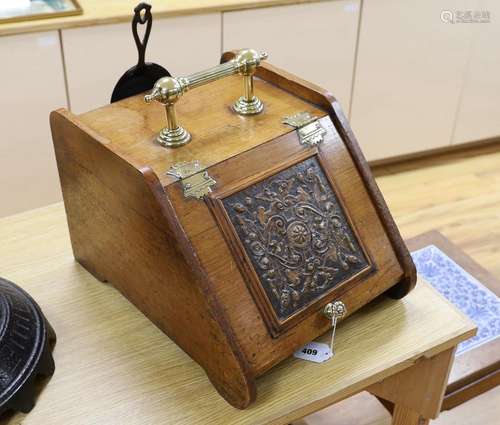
left=207, top=369, right=257, bottom=410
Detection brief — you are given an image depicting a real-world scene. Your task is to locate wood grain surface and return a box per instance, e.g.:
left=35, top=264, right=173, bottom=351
left=369, top=348, right=456, bottom=419
left=0, top=205, right=474, bottom=423
left=373, top=143, right=500, bottom=279
left=77, top=74, right=326, bottom=188
left=50, top=108, right=256, bottom=408
left=390, top=406, right=429, bottom=425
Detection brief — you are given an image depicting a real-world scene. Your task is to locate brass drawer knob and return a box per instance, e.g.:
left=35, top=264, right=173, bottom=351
left=323, top=300, right=347, bottom=320
left=323, top=300, right=347, bottom=356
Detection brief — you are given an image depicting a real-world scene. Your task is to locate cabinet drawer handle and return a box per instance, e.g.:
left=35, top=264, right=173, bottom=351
left=323, top=300, right=347, bottom=356
left=144, top=48, right=268, bottom=148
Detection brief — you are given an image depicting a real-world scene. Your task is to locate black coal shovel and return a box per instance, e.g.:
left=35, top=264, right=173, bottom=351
left=110, top=2, right=170, bottom=103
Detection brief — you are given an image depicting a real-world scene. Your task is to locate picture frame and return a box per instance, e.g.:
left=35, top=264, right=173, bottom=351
left=0, top=0, right=83, bottom=24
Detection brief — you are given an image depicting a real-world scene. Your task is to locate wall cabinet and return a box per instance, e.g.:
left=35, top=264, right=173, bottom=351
left=350, top=0, right=475, bottom=161
left=0, top=31, right=67, bottom=217
left=1, top=1, right=499, bottom=218
left=223, top=1, right=360, bottom=115
left=62, top=13, right=221, bottom=114
left=453, top=1, right=500, bottom=144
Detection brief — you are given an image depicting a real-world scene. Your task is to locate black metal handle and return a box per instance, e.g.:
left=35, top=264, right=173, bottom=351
left=132, top=2, right=153, bottom=67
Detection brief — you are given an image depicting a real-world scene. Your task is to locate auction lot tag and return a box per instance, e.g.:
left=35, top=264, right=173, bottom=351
left=293, top=342, right=333, bottom=363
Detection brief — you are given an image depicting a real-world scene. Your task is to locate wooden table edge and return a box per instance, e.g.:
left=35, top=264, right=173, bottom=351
left=260, top=280, right=477, bottom=424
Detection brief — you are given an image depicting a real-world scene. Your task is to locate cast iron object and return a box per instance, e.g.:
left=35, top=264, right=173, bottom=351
left=0, top=277, right=56, bottom=416
left=110, top=2, right=171, bottom=103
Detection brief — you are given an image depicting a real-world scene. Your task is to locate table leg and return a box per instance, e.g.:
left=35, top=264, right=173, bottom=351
left=368, top=347, right=456, bottom=424
left=392, top=405, right=429, bottom=425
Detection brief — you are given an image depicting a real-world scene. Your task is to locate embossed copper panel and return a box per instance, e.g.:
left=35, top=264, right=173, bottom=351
left=221, top=156, right=370, bottom=322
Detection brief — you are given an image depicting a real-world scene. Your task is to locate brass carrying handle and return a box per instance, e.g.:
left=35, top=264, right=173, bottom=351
left=144, top=49, right=268, bottom=148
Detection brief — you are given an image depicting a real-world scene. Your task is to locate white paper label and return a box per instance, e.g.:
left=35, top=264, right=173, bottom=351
left=293, top=342, right=333, bottom=363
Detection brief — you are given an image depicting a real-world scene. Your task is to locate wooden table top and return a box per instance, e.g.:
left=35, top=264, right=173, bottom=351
left=0, top=0, right=324, bottom=37
left=0, top=203, right=475, bottom=424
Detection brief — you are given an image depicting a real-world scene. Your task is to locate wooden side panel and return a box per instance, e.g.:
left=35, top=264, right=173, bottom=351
left=50, top=109, right=256, bottom=409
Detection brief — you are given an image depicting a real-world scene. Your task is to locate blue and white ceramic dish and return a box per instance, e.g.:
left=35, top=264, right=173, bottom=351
left=412, top=245, right=500, bottom=355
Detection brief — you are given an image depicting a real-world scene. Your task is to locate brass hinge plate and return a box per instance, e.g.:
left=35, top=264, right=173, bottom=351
left=282, top=112, right=327, bottom=147
left=166, top=160, right=216, bottom=199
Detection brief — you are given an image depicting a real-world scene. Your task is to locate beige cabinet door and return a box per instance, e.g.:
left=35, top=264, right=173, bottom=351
left=0, top=31, right=67, bottom=218
left=223, top=1, right=360, bottom=115
left=62, top=13, right=221, bottom=114
left=453, top=1, right=500, bottom=144
left=350, top=0, right=475, bottom=161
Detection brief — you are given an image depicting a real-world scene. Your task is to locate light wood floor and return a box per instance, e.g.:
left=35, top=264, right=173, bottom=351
left=300, top=143, right=500, bottom=425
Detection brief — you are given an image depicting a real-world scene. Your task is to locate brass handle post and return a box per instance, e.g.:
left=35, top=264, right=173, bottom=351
left=145, top=49, right=268, bottom=148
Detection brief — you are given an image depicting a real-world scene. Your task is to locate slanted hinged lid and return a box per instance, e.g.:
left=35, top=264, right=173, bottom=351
left=166, top=112, right=413, bottom=343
